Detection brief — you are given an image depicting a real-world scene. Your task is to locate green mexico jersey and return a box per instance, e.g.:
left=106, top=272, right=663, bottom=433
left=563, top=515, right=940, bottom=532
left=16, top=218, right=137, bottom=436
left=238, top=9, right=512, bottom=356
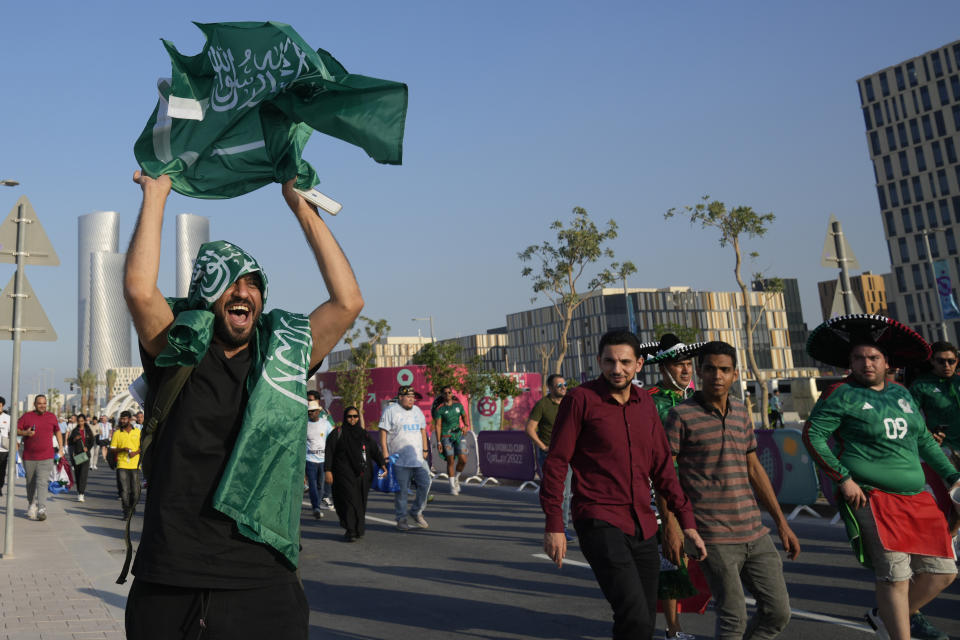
left=649, top=384, right=684, bottom=424
left=432, top=402, right=466, bottom=437
left=910, top=372, right=960, bottom=449
left=804, top=379, right=960, bottom=494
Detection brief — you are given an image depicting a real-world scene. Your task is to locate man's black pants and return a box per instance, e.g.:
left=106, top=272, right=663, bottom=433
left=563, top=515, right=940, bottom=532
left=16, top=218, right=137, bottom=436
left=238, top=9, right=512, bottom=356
left=116, top=468, right=139, bottom=515
left=126, top=578, right=308, bottom=639
left=575, top=518, right=659, bottom=640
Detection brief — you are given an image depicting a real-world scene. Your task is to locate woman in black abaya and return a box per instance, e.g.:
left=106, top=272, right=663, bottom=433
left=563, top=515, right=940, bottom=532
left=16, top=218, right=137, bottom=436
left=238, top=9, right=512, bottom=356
left=324, top=407, right=387, bottom=542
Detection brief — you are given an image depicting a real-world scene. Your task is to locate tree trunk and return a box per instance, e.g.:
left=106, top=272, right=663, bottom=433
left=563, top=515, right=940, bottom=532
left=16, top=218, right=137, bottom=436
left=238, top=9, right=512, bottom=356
left=553, top=306, right=574, bottom=376
left=734, top=238, right=769, bottom=429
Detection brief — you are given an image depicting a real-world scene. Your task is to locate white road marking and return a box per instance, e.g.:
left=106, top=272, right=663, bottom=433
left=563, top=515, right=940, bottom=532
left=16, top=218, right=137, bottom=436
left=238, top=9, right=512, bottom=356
left=531, top=554, right=874, bottom=634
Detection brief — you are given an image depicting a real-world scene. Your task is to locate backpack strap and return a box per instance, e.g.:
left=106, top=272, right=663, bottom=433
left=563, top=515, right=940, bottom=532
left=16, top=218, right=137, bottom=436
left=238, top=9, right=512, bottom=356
left=116, top=364, right=194, bottom=585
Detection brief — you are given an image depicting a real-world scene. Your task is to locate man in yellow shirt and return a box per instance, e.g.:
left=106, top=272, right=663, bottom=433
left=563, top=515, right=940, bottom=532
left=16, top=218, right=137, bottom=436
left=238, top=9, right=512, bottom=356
left=109, top=411, right=141, bottom=519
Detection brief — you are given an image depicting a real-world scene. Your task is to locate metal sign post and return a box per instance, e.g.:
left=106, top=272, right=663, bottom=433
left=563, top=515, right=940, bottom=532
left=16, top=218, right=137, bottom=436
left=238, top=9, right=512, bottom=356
left=0, top=195, right=59, bottom=558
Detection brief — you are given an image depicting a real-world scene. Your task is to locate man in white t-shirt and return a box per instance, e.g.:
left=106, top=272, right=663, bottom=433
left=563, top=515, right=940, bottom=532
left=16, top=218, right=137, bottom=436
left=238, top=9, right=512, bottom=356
left=305, top=399, right=334, bottom=520
left=379, top=385, right=432, bottom=531
left=0, top=396, right=9, bottom=498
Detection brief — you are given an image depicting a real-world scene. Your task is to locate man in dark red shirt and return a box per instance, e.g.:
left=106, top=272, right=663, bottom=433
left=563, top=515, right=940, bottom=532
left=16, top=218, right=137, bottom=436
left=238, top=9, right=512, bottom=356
left=541, top=329, right=706, bottom=640
left=17, top=395, right=64, bottom=521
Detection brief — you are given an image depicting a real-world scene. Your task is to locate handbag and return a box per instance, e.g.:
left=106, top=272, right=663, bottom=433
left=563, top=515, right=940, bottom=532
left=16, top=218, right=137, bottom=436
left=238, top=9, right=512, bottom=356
left=73, top=451, right=89, bottom=465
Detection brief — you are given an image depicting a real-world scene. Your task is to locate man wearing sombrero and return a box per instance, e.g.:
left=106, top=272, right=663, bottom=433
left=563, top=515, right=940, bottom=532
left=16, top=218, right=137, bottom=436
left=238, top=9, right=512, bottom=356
left=123, top=172, right=363, bottom=638
left=646, top=334, right=707, bottom=640
left=803, top=314, right=960, bottom=640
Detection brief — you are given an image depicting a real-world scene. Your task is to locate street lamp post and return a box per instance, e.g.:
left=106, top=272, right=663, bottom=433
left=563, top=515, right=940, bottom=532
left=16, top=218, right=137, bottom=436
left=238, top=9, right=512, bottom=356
left=412, top=316, right=435, bottom=342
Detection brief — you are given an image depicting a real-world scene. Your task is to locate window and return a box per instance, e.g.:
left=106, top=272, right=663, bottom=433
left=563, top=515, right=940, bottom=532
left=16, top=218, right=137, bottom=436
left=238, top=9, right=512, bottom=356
left=885, top=210, right=896, bottom=235
left=877, top=186, right=888, bottom=209
left=916, top=147, right=927, bottom=171
left=936, top=111, right=947, bottom=136
left=913, top=176, right=924, bottom=201
left=910, top=118, right=921, bottom=143
left=895, top=67, right=905, bottom=91
left=884, top=155, right=894, bottom=179
left=947, top=227, right=957, bottom=254
left=899, top=236, right=910, bottom=261
left=889, top=182, right=900, bottom=207
left=938, top=168, right=950, bottom=195
left=913, top=263, right=924, bottom=289
left=885, top=101, right=892, bottom=123
left=905, top=295, right=917, bottom=323
left=901, top=179, right=912, bottom=204
left=921, top=86, right=932, bottom=111
left=931, top=173, right=939, bottom=197
left=954, top=105, right=960, bottom=130
left=941, top=199, right=951, bottom=225
left=913, top=90, right=920, bottom=112
left=947, top=138, right=957, bottom=164
left=871, top=131, right=881, bottom=155
left=930, top=233, right=941, bottom=257
left=915, top=206, right=925, bottom=230
left=886, top=126, right=897, bottom=150
left=880, top=72, right=890, bottom=96
left=902, top=208, right=913, bottom=233
left=933, top=140, right=944, bottom=166
left=954, top=44, right=960, bottom=68
left=896, top=266, right=907, bottom=292
left=863, top=107, right=873, bottom=130
left=899, top=151, right=910, bottom=175
left=874, top=103, right=884, bottom=127
left=927, top=202, right=938, bottom=227
left=898, top=122, right=908, bottom=146
left=932, top=51, right=944, bottom=77
left=938, top=79, right=949, bottom=105
left=953, top=196, right=960, bottom=222
left=922, top=114, right=934, bottom=139
left=864, top=78, right=875, bottom=102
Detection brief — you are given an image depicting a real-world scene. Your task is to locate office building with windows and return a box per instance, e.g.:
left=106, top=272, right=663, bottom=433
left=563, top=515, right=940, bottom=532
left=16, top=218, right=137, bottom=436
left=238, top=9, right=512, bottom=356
left=816, top=271, right=888, bottom=321
left=859, top=41, right=960, bottom=342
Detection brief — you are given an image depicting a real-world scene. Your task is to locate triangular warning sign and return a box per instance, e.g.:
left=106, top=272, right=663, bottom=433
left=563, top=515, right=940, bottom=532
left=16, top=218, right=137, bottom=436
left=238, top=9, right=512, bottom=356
left=0, top=272, right=57, bottom=341
left=0, top=196, right=60, bottom=266
left=821, top=214, right=859, bottom=270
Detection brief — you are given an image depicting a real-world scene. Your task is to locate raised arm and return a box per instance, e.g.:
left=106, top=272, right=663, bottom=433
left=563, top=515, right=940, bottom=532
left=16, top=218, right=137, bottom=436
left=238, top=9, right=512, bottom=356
left=124, top=172, right=175, bottom=358
left=281, top=180, right=364, bottom=370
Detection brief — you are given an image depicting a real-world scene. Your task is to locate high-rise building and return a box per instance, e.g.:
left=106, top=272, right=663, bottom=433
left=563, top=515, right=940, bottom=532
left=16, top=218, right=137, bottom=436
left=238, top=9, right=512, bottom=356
left=859, top=41, right=960, bottom=343
left=816, top=271, right=888, bottom=320
left=176, top=213, right=210, bottom=297
left=77, top=211, right=118, bottom=372
left=88, top=251, right=131, bottom=379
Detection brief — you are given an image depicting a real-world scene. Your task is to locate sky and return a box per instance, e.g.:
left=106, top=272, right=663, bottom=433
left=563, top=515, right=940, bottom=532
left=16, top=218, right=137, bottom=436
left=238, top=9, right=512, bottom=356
left=1, top=1, right=959, bottom=405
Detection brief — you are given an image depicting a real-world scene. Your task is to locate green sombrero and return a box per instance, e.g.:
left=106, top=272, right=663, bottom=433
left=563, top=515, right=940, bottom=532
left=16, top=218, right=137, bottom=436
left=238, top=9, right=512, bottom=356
left=647, top=333, right=705, bottom=365
left=806, top=314, right=930, bottom=368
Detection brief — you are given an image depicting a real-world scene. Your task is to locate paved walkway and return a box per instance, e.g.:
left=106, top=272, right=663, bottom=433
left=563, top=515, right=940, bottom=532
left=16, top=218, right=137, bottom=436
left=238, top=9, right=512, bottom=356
left=0, top=476, right=127, bottom=640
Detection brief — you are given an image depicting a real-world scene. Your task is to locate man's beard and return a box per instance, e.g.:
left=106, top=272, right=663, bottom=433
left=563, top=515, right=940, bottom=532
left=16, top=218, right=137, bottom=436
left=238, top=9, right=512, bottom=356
left=213, top=312, right=257, bottom=349
left=603, top=374, right=632, bottom=392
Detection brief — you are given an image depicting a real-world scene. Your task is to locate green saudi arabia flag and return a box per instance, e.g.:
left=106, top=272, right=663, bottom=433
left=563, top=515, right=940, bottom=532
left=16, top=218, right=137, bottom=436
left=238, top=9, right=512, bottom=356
left=134, top=21, right=408, bottom=199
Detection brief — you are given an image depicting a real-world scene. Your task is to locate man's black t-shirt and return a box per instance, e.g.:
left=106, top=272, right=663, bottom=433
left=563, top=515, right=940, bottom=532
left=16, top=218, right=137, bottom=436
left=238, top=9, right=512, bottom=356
left=133, top=343, right=296, bottom=588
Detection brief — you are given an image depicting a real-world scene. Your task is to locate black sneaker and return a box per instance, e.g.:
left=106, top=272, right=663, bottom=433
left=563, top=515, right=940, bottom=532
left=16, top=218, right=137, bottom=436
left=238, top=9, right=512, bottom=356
left=909, top=612, right=948, bottom=640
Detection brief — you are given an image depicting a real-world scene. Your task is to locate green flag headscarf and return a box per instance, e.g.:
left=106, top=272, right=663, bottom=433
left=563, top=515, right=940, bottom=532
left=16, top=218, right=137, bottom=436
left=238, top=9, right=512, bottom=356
left=157, top=239, right=313, bottom=567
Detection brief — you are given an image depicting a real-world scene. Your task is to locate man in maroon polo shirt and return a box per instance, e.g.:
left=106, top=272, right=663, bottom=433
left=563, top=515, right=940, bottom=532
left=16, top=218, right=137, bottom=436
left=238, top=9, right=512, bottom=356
left=17, top=395, right=64, bottom=521
left=541, top=329, right=706, bottom=640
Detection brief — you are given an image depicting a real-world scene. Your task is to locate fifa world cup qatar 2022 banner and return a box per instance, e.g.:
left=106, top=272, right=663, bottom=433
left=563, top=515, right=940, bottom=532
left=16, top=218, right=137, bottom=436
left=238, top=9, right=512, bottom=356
left=311, top=366, right=542, bottom=430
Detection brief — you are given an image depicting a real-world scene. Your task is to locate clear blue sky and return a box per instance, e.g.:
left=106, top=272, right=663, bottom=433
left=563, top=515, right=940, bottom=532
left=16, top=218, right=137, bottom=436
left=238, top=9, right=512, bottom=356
left=1, top=1, right=959, bottom=404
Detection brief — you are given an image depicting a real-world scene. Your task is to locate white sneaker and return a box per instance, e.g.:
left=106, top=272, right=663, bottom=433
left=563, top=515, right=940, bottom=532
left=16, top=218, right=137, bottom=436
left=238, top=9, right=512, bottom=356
left=313, top=508, right=323, bottom=520
left=37, top=507, right=46, bottom=521
left=449, top=478, right=459, bottom=495
left=865, top=608, right=890, bottom=640
left=26, top=503, right=37, bottom=520
left=78, top=494, right=85, bottom=502
left=665, top=631, right=696, bottom=640
left=454, top=476, right=462, bottom=491
left=321, top=497, right=334, bottom=510
left=410, top=512, right=429, bottom=528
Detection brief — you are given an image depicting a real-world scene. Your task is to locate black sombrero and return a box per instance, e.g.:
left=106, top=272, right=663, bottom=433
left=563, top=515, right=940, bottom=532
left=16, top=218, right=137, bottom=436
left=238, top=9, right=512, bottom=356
left=806, top=314, right=930, bottom=369
left=646, top=333, right=706, bottom=365
left=637, top=341, right=661, bottom=359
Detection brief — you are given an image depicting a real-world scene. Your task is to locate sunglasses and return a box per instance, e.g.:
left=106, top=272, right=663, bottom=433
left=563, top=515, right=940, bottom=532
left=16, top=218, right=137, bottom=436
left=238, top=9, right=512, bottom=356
left=345, top=414, right=360, bottom=420
left=934, top=357, right=958, bottom=365
left=554, top=383, right=567, bottom=388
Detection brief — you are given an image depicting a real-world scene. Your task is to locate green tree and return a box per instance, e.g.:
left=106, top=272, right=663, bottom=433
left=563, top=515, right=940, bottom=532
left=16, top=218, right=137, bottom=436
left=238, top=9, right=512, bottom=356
left=334, top=316, right=390, bottom=428
left=519, top=207, right=636, bottom=388
left=665, top=197, right=776, bottom=428
left=652, top=322, right=701, bottom=345
left=487, top=373, right=523, bottom=429
left=105, top=369, right=118, bottom=402
left=411, top=341, right=464, bottom=399
left=66, top=369, right=98, bottom=415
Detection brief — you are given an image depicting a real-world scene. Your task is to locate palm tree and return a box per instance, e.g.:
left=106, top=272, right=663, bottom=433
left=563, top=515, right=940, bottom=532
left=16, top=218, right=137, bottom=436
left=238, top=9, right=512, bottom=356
left=105, top=369, right=117, bottom=403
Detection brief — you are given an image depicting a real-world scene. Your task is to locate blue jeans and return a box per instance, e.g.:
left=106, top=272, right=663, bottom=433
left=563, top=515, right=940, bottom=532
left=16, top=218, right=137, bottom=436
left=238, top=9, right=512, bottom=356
left=537, top=448, right=572, bottom=529
left=393, top=462, right=432, bottom=521
left=306, top=460, right=328, bottom=510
